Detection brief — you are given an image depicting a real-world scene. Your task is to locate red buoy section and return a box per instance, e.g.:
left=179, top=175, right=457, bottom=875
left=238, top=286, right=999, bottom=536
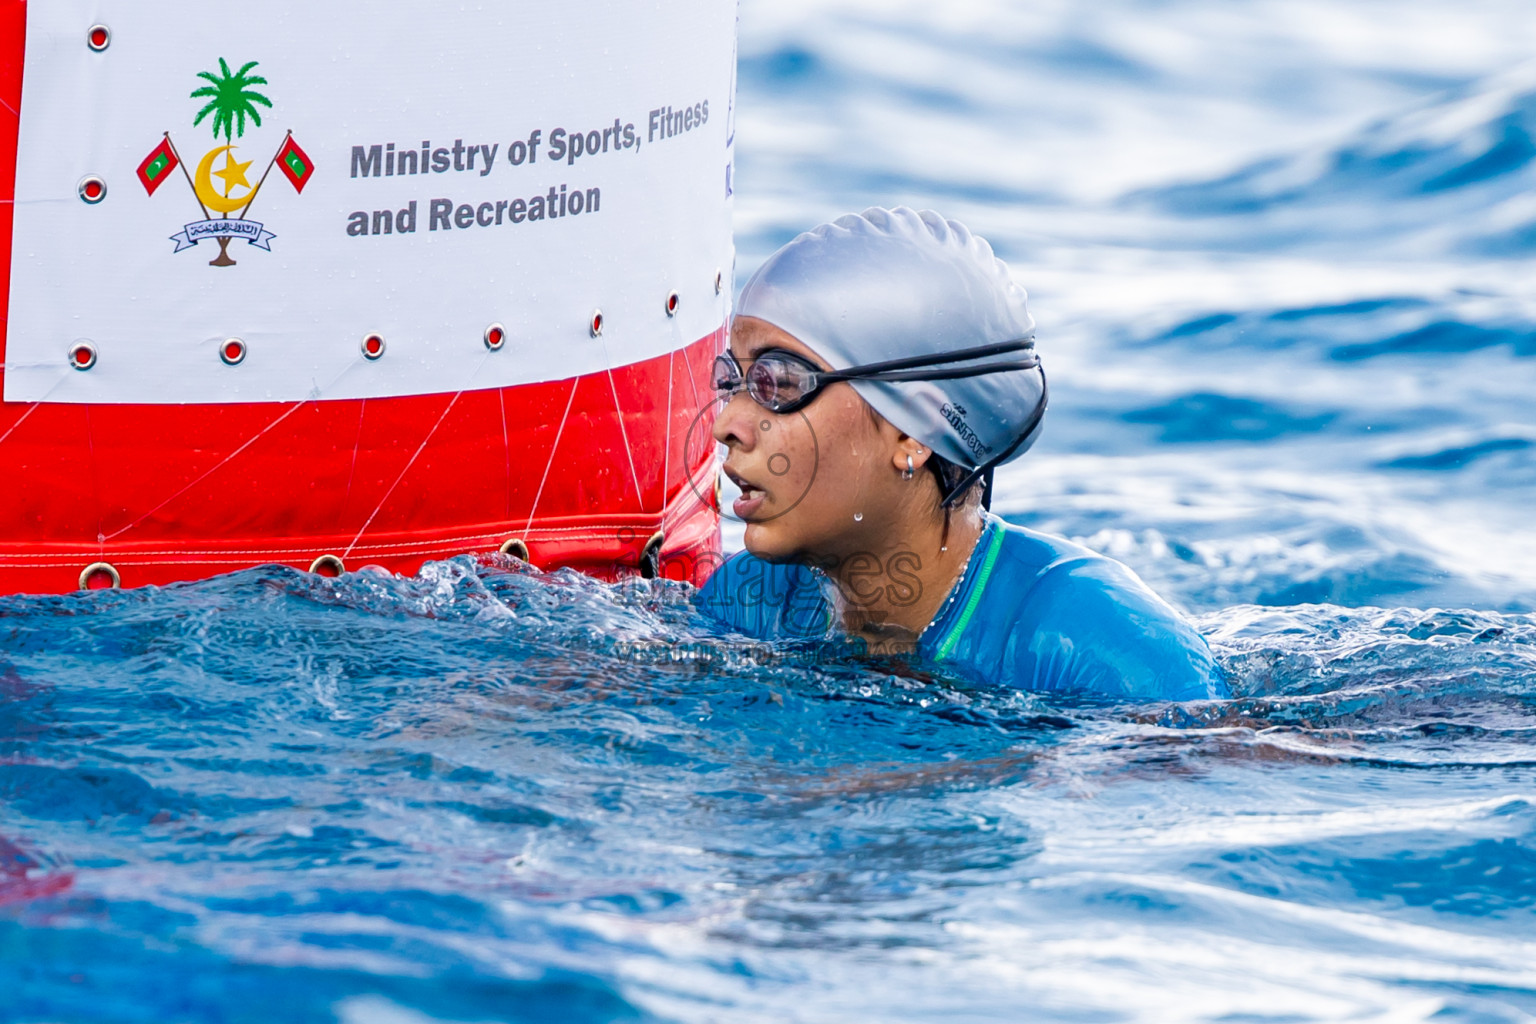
left=0, top=3, right=727, bottom=594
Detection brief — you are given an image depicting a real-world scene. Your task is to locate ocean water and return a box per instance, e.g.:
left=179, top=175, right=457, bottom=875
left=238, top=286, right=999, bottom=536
left=5, top=1, right=1536, bottom=1021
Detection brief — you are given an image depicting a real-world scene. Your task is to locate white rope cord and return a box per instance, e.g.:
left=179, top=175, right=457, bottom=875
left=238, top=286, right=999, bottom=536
left=0, top=401, right=40, bottom=449
left=604, top=364, right=644, bottom=509
left=103, top=399, right=310, bottom=542
left=341, top=390, right=463, bottom=559
left=342, top=348, right=494, bottom=559
left=522, top=376, right=580, bottom=536
left=687, top=338, right=722, bottom=526
left=498, top=387, right=512, bottom=520
left=691, top=334, right=720, bottom=518
left=594, top=326, right=646, bottom=509
left=684, top=335, right=705, bottom=408
left=661, top=347, right=675, bottom=514
left=341, top=398, right=368, bottom=513
left=104, top=356, right=361, bottom=543
left=0, top=366, right=76, bottom=450
left=84, top=404, right=103, bottom=548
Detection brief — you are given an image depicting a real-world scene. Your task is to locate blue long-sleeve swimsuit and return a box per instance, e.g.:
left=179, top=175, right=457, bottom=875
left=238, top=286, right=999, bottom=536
left=695, top=514, right=1228, bottom=701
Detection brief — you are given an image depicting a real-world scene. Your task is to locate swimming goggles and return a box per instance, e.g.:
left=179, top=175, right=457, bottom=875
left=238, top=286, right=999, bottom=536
left=711, top=338, right=1041, bottom=415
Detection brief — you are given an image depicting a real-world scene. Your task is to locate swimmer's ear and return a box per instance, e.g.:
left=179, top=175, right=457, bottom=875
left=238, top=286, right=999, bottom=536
left=892, top=435, right=934, bottom=475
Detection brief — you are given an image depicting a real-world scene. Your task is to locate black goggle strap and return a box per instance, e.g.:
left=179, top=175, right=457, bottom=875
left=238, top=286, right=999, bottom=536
left=814, top=338, right=1037, bottom=389
left=822, top=337, right=1035, bottom=378
left=721, top=338, right=1037, bottom=390
left=822, top=357, right=1040, bottom=386
left=939, top=368, right=1049, bottom=510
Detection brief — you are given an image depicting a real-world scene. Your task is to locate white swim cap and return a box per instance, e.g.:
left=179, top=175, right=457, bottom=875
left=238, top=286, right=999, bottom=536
left=737, top=207, right=1046, bottom=475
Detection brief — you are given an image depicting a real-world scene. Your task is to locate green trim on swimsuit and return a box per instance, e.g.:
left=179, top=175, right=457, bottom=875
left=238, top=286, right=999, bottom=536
left=935, top=521, right=1006, bottom=661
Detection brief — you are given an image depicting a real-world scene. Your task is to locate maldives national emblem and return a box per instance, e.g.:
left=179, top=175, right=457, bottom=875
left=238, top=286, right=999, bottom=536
left=137, top=58, right=314, bottom=267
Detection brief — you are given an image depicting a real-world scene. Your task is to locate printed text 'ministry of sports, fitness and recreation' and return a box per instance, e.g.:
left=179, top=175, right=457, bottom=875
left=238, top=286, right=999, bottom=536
left=344, top=102, right=710, bottom=237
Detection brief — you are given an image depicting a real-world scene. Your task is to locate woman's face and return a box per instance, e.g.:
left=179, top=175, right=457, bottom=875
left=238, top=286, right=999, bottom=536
left=713, top=316, right=912, bottom=563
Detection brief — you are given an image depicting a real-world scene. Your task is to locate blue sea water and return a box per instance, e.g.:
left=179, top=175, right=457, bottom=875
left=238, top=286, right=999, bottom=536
left=6, top=2, right=1536, bottom=1020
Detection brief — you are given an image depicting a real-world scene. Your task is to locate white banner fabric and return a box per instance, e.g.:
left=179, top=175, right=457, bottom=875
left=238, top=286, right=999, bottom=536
left=6, top=1, right=736, bottom=404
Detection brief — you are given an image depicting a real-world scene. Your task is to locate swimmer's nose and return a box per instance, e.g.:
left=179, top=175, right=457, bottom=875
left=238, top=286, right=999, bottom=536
left=712, top=391, right=760, bottom=450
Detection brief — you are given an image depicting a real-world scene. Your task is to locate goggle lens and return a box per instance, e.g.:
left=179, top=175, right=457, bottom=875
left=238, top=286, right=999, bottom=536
left=748, top=356, right=817, bottom=411
left=713, top=352, right=821, bottom=413
left=711, top=354, right=742, bottom=395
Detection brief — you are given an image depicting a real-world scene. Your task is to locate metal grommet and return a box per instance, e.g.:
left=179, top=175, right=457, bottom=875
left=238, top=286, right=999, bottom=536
left=219, top=338, right=246, bottom=366
left=86, top=25, right=111, bottom=51
left=79, top=561, right=120, bottom=591
left=484, top=322, right=506, bottom=351
left=498, top=538, right=530, bottom=561
left=714, top=269, right=723, bottom=295
left=69, top=341, right=97, bottom=371
left=78, top=176, right=107, bottom=204
left=589, top=309, right=603, bottom=338
left=361, top=333, right=385, bottom=360
left=639, top=530, right=664, bottom=580
left=309, top=554, right=345, bottom=577
left=665, top=290, right=680, bottom=317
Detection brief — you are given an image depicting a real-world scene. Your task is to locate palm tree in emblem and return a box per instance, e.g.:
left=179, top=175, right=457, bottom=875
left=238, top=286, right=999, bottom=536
left=190, top=59, right=272, bottom=266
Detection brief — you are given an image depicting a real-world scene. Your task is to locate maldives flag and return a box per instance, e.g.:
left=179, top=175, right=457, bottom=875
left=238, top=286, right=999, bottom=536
left=276, top=135, right=315, bottom=193
left=136, top=138, right=178, bottom=195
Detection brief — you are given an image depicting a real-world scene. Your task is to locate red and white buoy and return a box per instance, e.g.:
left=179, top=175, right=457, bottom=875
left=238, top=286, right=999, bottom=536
left=0, top=1, right=736, bottom=593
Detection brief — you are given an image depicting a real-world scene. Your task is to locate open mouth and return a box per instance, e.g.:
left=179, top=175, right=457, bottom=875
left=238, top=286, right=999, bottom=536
left=724, top=466, right=770, bottom=519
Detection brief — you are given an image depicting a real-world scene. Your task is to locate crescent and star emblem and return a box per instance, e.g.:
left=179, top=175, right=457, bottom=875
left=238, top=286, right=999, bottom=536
left=194, top=144, right=259, bottom=214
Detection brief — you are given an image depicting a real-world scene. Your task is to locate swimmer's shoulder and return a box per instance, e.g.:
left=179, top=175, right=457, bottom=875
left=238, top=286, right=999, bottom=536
left=694, top=549, right=833, bottom=640
left=926, top=516, right=1228, bottom=700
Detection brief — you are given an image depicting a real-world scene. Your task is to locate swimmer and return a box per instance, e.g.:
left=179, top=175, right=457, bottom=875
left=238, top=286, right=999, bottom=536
left=696, top=207, right=1227, bottom=701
